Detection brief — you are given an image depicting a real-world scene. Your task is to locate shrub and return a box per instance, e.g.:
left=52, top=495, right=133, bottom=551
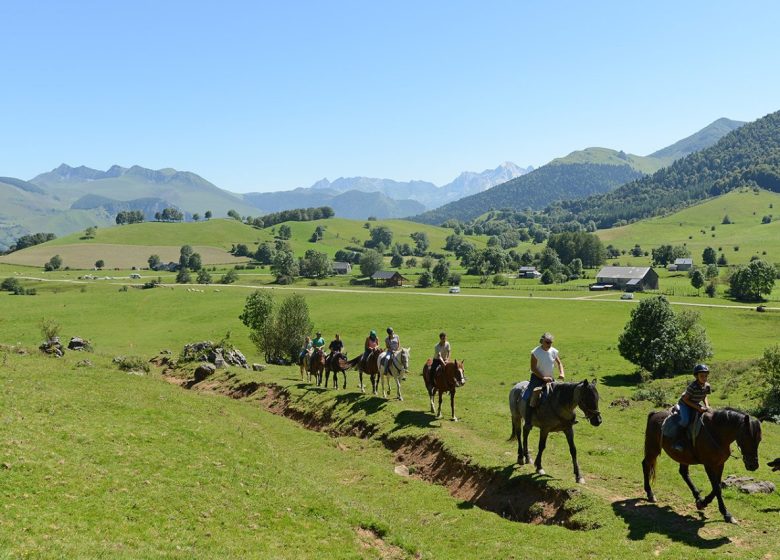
left=113, top=355, right=150, bottom=373
left=417, top=271, right=433, bottom=288
left=1, top=277, right=21, bottom=292
left=758, top=344, right=780, bottom=417
left=39, top=318, right=61, bottom=342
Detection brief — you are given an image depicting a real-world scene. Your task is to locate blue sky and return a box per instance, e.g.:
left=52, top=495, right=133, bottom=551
left=2, top=1, right=779, bottom=192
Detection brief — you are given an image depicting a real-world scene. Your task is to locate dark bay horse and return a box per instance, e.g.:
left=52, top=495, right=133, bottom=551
left=308, top=348, right=326, bottom=386
left=509, top=379, right=602, bottom=483
left=324, top=351, right=350, bottom=389
left=422, top=359, right=466, bottom=421
left=642, top=407, right=762, bottom=523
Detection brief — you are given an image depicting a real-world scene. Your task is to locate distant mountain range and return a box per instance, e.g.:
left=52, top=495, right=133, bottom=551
left=0, top=117, right=748, bottom=251
left=410, top=118, right=745, bottom=224
left=239, top=162, right=532, bottom=218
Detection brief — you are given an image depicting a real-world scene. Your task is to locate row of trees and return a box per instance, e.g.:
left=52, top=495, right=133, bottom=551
left=115, top=210, right=144, bottom=225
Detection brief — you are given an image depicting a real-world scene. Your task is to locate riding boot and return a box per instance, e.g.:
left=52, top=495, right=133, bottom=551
left=525, top=401, right=534, bottom=425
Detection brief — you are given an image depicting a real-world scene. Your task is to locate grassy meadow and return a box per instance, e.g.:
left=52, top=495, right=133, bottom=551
left=1, top=265, right=779, bottom=558
left=597, top=188, right=780, bottom=267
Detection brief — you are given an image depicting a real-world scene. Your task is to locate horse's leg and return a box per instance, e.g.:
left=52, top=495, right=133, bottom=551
left=521, top=415, right=533, bottom=465
left=702, top=463, right=734, bottom=523
left=678, top=464, right=703, bottom=506
left=342, top=369, right=347, bottom=390
left=534, top=429, right=549, bottom=476
left=449, top=389, right=457, bottom=422
left=564, top=426, right=584, bottom=484
left=513, top=413, right=525, bottom=465
left=429, top=386, right=436, bottom=414
left=642, top=414, right=663, bottom=503
left=395, top=373, right=403, bottom=401
left=436, top=390, right=443, bottom=419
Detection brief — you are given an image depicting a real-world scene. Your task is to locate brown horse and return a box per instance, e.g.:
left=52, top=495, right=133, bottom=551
left=308, top=348, right=326, bottom=386
left=356, top=348, right=383, bottom=395
left=642, top=407, right=762, bottom=523
left=422, top=359, right=466, bottom=421
left=324, top=351, right=351, bottom=389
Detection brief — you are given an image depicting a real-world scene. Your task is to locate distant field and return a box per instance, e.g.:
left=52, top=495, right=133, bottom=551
left=0, top=243, right=246, bottom=269
left=597, top=188, right=780, bottom=266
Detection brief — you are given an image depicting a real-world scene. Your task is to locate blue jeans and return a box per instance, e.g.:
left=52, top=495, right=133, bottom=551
left=522, top=375, right=546, bottom=401
left=678, top=400, right=696, bottom=427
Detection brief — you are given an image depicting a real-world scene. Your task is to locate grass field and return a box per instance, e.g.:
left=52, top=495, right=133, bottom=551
left=597, top=189, right=780, bottom=267
left=1, top=270, right=779, bottom=558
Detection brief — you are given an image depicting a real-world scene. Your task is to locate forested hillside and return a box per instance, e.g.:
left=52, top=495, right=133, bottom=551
left=555, top=111, right=780, bottom=228
left=411, top=163, right=643, bottom=224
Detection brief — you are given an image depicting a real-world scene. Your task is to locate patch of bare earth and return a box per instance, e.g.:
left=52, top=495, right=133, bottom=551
left=355, top=527, right=412, bottom=560
left=162, top=368, right=585, bottom=529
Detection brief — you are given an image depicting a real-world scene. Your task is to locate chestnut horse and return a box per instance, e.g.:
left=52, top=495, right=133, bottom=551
left=422, top=359, right=466, bottom=421
left=308, top=348, right=326, bottom=386
left=355, top=348, right=383, bottom=394
left=642, top=407, right=762, bottom=523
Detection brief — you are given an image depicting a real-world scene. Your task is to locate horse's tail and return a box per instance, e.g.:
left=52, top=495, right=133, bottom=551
left=644, top=411, right=661, bottom=482
left=345, top=355, right=361, bottom=369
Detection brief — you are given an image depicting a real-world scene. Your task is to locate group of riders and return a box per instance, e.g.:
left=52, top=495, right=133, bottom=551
left=298, top=327, right=451, bottom=381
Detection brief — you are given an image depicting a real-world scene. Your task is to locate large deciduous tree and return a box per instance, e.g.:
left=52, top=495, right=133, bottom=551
left=729, top=260, right=777, bottom=301
left=618, top=295, right=712, bottom=377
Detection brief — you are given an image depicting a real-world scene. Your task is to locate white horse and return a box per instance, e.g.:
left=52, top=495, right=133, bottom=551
left=378, top=347, right=411, bottom=400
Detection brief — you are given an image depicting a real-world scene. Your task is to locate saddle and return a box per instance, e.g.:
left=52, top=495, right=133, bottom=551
left=662, top=407, right=704, bottom=446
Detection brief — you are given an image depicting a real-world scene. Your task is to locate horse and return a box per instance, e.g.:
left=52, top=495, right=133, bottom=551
left=299, top=350, right=310, bottom=381
left=379, top=347, right=411, bottom=400
left=422, top=359, right=466, bottom=421
left=356, top=348, right=383, bottom=394
left=509, top=379, right=602, bottom=483
left=642, top=407, right=762, bottom=523
left=324, top=351, right=351, bottom=389
left=308, top=348, right=326, bottom=386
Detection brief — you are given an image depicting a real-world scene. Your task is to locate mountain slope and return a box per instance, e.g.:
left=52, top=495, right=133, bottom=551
left=649, top=117, right=745, bottom=161
left=556, top=111, right=780, bottom=228
left=410, top=118, right=744, bottom=225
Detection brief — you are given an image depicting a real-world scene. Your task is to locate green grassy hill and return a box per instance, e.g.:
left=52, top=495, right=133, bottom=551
left=550, top=147, right=670, bottom=174
left=0, top=217, right=489, bottom=269
left=597, top=188, right=780, bottom=266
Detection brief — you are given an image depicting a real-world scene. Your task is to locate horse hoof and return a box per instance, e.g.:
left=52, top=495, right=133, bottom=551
left=696, top=500, right=706, bottom=511
left=646, top=493, right=657, bottom=503
left=451, top=417, right=458, bottom=422
left=725, top=514, right=737, bottom=524
left=577, top=477, right=586, bottom=485
left=536, top=469, right=546, bottom=476
left=436, top=414, right=442, bottom=419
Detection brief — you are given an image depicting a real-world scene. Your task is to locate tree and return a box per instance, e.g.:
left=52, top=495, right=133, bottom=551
left=44, top=255, right=62, bottom=271
left=255, top=244, right=274, bottom=265
left=179, top=245, right=194, bottom=269
left=192, top=213, right=200, bottom=222
left=540, top=270, right=555, bottom=284
left=705, top=281, right=717, bottom=298
left=227, top=209, right=241, bottom=220
left=705, top=264, right=719, bottom=280
left=366, top=226, right=393, bottom=249
left=299, top=250, right=331, bottom=278
left=717, top=253, right=728, bottom=266
left=702, top=246, right=717, bottom=265
left=758, top=344, right=780, bottom=416
left=233, top=243, right=250, bottom=257
left=359, top=249, right=384, bottom=277
left=196, top=269, right=212, bottom=284
left=410, top=231, right=429, bottom=255
left=277, top=224, right=292, bottom=240
left=240, top=290, right=276, bottom=362
left=240, top=290, right=312, bottom=363
left=618, top=296, right=712, bottom=377
left=271, top=250, right=298, bottom=283
left=176, top=268, right=191, bottom=283
left=95, top=259, right=105, bottom=269
left=220, top=269, right=239, bottom=284
left=84, top=226, right=97, bottom=239
left=188, top=252, right=202, bottom=271
left=274, top=294, right=314, bottom=363
left=390, top=252, right=404, bottom=268
left=205, top=210, right=212, bottom=220
left=729, top=260, right=777, bottom=301
left=651, top=244, right=690, bottom=266
left=722, top=214, right=732, bottom=225
left=417, top=271, right=433, bottom=287
left=148, top=254, right=161, bottom=270
left=431, top=259, right=450, bottom=286
left=690, top=269, right=704, bottom=294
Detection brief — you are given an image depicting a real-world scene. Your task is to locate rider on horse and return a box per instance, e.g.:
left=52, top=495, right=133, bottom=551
left=363, top=330, right=379, bottom=363
left=430, top=331, right=451, bottom=383
left=299, top=335, right=313, bottom=365
left=327, top=333, right=344, bottom=368
left=383, top=327, right=400, bottom=373
left=523, top=332, right=565, bottom=423
left=312, top=331, right=325, bottom=354
left=673, top=364, right=712, bottom=451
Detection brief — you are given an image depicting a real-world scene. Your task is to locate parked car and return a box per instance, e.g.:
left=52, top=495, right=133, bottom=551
left=620, top=292, right=634, bottom=300
left=449, top=286, right=461, bottom=294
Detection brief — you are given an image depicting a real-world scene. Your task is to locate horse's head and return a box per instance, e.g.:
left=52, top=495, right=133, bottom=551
left=576, top=379, right=602, bottom=427
left=736, top=413, right=761, bottom=471
left=399, top=347, right=410, bottom=372
left=451, top=359, right=466, bottom=387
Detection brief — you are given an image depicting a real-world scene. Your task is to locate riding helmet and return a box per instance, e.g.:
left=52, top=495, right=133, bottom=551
left=387, top=327, right=393, bottom=334
left=370, top=330, right=377, bottom=337
left=693, top=364, right=710, bottom=375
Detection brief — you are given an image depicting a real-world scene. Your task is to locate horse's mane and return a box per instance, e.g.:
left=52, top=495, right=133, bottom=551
left=552, top=382, right=579, bottom=406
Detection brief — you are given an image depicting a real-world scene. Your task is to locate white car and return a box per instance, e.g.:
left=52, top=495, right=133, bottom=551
left=620, top=292, right=634, bottom=300
left=449, top=286, right=461, bottom=294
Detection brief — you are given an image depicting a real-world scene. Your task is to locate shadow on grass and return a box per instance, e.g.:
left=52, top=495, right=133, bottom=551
left=612, top=499, right=730, bottom=549
left=332, top=392, right=387, bottom=416
left=601, top=371, right=640, bottom=387
left=390, top=410, right=437, bottom=431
